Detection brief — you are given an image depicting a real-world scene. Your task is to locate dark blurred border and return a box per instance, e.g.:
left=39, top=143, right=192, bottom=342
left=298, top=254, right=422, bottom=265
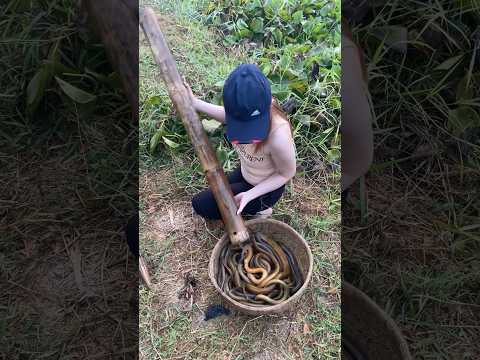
left=1, top=1, right=139, bottom=358
left=342, top=0, right=479, bottom=358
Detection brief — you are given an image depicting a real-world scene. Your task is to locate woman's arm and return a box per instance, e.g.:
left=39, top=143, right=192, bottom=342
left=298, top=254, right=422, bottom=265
left=341, top=40, right=373, bottom=191
left=235, top=127, right=296, bottom=214
left=193, top=98, right=226, bottom=124
left=184, top=81, right=226, bottom=123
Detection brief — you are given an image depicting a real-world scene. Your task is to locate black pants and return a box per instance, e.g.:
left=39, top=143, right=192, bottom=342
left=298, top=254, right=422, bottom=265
left=192, top=167, right=285, bottom=220
left=125, top=214, right=139, bottom=258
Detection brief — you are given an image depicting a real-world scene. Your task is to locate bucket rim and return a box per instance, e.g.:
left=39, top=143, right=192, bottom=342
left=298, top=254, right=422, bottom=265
left=208, top=218, right=314, bottom=313
left=343, top=281, right=412, bottom=360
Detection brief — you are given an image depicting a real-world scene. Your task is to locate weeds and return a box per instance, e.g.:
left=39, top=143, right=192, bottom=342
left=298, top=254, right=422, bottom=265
left=140, top=0, right=341, bottom=182
left=200, top=0, right=341, bottom=174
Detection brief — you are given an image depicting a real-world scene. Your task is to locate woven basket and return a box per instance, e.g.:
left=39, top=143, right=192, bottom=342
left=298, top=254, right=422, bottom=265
left=342, top=281, right=412, bottom=359
left=208, top=218, right=313, bottom=316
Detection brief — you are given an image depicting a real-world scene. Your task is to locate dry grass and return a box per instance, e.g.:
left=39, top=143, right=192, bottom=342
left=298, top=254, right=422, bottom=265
left=1, top=146, right=138, bottom=359
left=343, top=167, right=480, bottom=358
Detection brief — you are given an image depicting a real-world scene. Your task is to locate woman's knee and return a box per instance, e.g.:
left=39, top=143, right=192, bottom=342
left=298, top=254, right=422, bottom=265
left=191, top=190, right=221, bottom=220
left=191, top=192, right=204, bottom=216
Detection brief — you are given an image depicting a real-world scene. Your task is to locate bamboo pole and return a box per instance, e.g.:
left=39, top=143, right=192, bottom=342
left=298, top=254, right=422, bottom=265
left=140, top=7, right=250, bottom=246
left=81, top=0, right=139, bottom=121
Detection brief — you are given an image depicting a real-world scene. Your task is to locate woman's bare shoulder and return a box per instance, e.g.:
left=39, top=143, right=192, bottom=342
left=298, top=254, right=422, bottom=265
left=271, top=113, right=290, bottom=129
left=265, top=119, right=292, bottom=152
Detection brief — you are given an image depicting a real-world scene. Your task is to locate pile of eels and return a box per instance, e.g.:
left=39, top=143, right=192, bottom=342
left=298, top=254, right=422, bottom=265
left=217, top=232, right=303, bottom=306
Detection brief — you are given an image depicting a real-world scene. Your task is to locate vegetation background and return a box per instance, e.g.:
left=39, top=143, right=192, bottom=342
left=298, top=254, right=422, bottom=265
left=139, top=0, right=341, bottom=359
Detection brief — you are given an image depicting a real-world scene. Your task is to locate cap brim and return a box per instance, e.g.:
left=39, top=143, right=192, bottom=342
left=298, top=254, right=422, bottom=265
left=225, top=112, right=269, bottom=144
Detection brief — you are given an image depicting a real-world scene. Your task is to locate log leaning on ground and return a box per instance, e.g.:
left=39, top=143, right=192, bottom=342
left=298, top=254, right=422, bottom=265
left=82, top=0, right=139, bottom=121
left=140, top=7, right=250, bottom=247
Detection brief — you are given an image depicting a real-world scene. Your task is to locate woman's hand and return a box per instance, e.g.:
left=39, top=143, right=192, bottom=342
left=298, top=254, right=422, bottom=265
left=234, top=191, right=253, bottom=215
left=182, top=78, right=226, bottom=123
left=183, top=79, right=197, bottom=108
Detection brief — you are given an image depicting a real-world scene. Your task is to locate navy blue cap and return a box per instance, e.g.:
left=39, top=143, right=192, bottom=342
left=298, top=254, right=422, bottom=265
left=223, top=64, right=272, bottom=144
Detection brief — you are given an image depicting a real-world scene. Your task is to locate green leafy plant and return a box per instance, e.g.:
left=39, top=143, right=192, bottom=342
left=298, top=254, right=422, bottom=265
left=201, top=0, right=341, bottom=167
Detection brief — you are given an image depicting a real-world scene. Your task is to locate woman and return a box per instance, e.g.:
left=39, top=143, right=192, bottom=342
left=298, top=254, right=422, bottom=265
left=186, top=63, right=296, bottom=219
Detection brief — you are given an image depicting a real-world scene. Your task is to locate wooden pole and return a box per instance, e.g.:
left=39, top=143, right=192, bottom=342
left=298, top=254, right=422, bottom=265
left=140, top=7, right=249, bottom=247
left=81, top=0, right=139, bottom=122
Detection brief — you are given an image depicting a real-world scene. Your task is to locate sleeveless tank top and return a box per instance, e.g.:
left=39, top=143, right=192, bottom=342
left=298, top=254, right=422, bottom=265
left=232, top=115, right=294, bottom=185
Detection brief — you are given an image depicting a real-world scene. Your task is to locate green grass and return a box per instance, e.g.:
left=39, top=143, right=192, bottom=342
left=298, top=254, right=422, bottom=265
left=199, top=0, right=341, bottom=174
left=343, top=0, right=480, bottom=357
left=140, top=0, right=341, bottom=179
left=139, top=0, right=340, bottom=359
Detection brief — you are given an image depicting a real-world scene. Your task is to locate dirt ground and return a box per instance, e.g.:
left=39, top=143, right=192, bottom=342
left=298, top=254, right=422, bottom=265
left=1, top=149, right=138, bottom=359
left=139, top=167, right=340, bottom=359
